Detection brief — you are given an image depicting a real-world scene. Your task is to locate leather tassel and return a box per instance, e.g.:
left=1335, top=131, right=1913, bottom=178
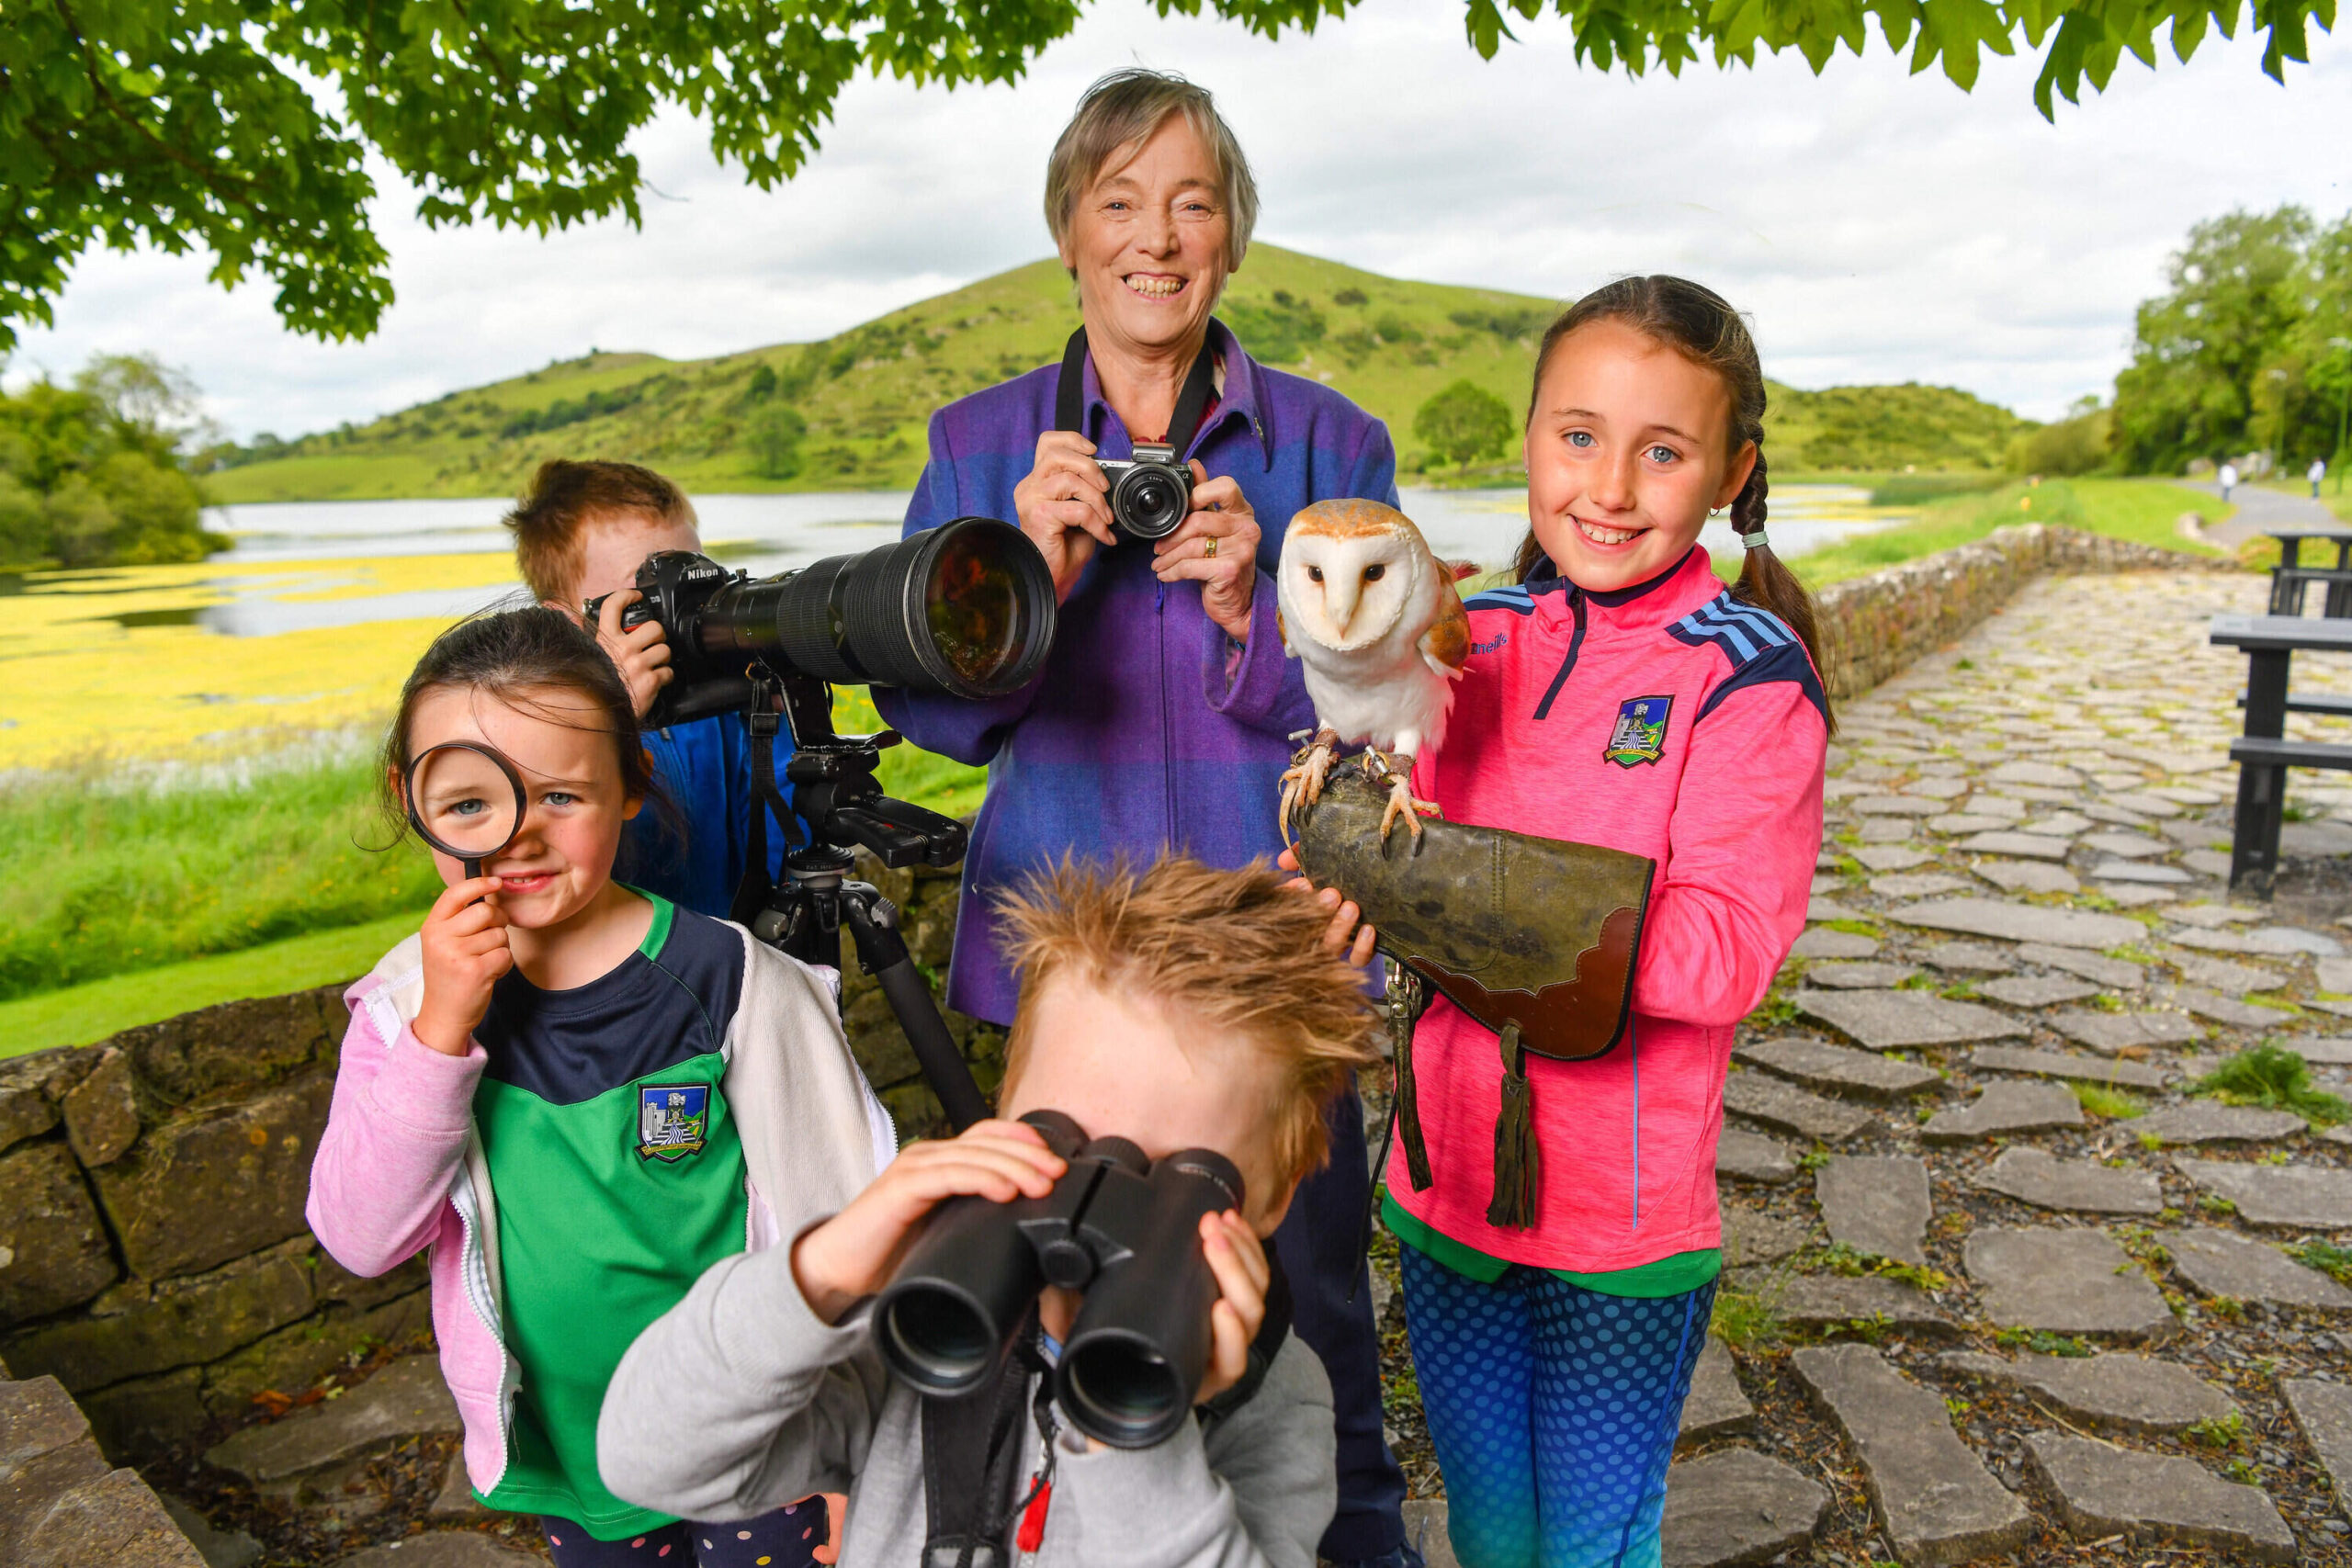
left=1385, top=964, right=1434, bottom=1191
left=1487, top=1022, right=1538, bottom=1229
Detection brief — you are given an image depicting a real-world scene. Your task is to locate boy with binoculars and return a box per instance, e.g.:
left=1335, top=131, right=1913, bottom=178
left=599, top=854, right=1384, bottom=1568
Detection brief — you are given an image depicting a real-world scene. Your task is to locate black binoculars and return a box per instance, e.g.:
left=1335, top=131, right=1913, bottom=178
left=872, top=1111, right=1244, bottom=1450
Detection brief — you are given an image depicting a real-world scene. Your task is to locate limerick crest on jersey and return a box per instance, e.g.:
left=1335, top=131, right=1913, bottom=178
left=637, top=1084, right=710, bottom=1162
left=1603, top=695, right=1673, bottom=768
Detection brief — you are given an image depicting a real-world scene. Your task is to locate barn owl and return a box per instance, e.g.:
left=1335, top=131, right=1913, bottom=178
left=1275, top=499, right=1469, bottom=841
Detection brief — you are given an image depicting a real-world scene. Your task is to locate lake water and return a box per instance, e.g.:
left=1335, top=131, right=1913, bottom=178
left=193, top=485, right=1902, bottom=637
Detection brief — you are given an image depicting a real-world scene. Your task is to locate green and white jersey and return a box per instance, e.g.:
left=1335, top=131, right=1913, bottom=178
left=471, top=893, right=752, bottom=1534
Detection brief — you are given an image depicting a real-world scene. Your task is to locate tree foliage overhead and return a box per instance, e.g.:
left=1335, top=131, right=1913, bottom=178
left=2110, top=206, right=2352, bottom=473
left=5, top=0, right=2334, bottom=353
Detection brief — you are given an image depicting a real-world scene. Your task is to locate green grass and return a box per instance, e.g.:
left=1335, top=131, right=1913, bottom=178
left=1789, top=478, right=2236, bottom=588
left=0, top=913, right=417, bottom=1059
left=2071, top=1081, right=2148, bottom=1120
left=2192, top=1043, right=2350, bottom=1126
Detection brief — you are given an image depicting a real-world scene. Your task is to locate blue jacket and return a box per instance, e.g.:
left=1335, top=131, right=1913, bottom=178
left=626, top=713, right=795, bottom=919
left=874, top=320, right=1399, bottom=1024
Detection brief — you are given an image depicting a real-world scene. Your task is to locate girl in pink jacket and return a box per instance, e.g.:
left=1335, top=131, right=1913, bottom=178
left=1363, top=277, right=1828, bottom=1567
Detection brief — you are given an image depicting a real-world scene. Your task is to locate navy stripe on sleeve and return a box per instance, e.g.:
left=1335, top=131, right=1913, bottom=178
left=1669, top=592, right=1828, bottom=723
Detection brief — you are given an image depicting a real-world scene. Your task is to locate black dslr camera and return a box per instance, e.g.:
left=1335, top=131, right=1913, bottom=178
left=874, top=1110, right=1242, bottom=1449
left=1096, top=443, right=1194, bottom=541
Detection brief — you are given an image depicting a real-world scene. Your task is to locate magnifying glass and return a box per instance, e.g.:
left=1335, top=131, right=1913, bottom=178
left=404, top=742, right=528, bottom=879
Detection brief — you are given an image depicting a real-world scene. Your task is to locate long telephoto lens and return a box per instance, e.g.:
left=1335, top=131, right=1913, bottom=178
left=695, top=516, right=1052, bottom=698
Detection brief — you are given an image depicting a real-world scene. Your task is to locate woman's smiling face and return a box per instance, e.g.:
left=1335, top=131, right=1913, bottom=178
left=1060, top=113, right=1232, bottom=365
left=1523, top=318, right=1756, bottom=593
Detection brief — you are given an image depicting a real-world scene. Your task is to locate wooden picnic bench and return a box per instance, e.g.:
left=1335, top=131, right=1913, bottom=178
left=2264, top=526, right=2352, bottom=616
left=2211, top=613, right=2352, bottom=893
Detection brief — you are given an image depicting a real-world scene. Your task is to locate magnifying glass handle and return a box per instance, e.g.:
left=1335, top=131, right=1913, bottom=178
left=464, top=857, right=484, bottom=880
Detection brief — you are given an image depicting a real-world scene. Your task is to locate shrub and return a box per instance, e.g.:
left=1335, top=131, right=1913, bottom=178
left=2193, top=1043, right=2350, bottom=1125
left=1412, top=380, right=1514, bottom=472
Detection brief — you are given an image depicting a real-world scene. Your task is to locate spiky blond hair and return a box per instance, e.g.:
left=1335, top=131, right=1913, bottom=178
left=994, top=854, right=1382, bottom=1192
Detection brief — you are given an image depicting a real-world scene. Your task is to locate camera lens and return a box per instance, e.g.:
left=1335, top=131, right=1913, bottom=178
left=1114, top=467, right=1189, bottom=541
left=693, top=516, right=1055, bottom=698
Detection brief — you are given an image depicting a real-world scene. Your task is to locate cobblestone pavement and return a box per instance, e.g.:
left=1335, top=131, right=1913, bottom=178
left=1377, top=570, right=2352, bottom=1567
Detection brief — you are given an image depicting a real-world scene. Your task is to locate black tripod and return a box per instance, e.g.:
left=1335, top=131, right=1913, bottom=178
left=729, top=672, right=990, bottom=1131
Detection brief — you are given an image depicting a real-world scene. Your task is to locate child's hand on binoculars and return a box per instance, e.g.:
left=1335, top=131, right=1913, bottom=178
left=1274, top=847, right=1376, bottom=968
left=791, top=1120, right=1069, bottom=1326
left=592, top=589, right=674, bottom=721
left=413, top=876, right=514, bottom=1056
left=1193, top=1208, right=1272, bottom=1407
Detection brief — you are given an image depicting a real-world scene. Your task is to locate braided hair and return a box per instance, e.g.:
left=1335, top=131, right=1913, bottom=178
left=1511, top=276, right=1831, bottom=731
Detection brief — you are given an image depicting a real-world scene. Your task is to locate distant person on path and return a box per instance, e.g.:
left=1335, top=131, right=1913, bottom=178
left=870, top=66, right=1415, bottom=1568
left=310, top=609, right=892, bottom=1566
left=2220, top=460, right=2240, bottom=502
left=2314, top=456, right=2329, bottom=499
left=1291, top=277, right=1827, bottom=1567
left=507, top=459, right=790, bottom=919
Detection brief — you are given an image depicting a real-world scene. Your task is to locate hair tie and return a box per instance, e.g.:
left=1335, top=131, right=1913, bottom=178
left=1741, top=528, right=1770, bottom=551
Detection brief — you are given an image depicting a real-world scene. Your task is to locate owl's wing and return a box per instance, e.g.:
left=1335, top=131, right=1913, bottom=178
left=1276, top=604, right=1289, bottom=653
left=1418, top=566, right=1470, bottom=681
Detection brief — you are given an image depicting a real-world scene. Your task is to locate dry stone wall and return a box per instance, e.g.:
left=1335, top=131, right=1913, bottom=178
left=1812, top=523, right=2234, bottom=701
left=0, top=848, right=996, bottom=1467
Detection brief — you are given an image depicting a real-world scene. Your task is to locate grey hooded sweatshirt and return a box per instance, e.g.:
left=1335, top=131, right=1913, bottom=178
left=598, top=1244, right=1338, bottom=1568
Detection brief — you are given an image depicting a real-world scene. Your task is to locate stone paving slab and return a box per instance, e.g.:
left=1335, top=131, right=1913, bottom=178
left=2023, top=1432, right=2295, bottom=1561
left=2092, top=861, right=2192, bottom=885
left=1927, top=813, right=2009, bottom=834
left=2022, top=811, right=2095, bottom=837
left=1891, top=897, right=2145, bottom=950
left=2133, top=1102, right=2305, bottom=1144
left=1940, top=1349, right=2236, bottom=1434
left=1791, top=1344, right=2031, bottom=1567
left=1870, top=874, right=1972, bottom=898
left=1715, top=1129, right=1798, bottom=1183
left=1736, top=1037, right=1940, bottom=1100
left=2048, top=1010, right=2201, bottom=1054
left=1791, top=929, right=1879, bottom=961
left=2283, top=1379, right=2352, bottom=1527
left=1964, top=1226, right=2177, bottom=1340
left=1806, top=895, right=1859, bottom=921
left=2012, top=947, right=2140, bottom=991
left=1921, top=1079, right=2085, bottom=1142
left=1744, top=1271, right=1952, bottom=1335
left=2165, top=951, right=2288, bottom=997
left=1954, top=831, right=2072, bottom=861
left=1976, top=974, right=2098, bottom=1008
left=2080, top=830, right=2168, bottom=859
left=1973, top=1147, right=2163, bottom=1215
left=1851, top=845, right=1938, bottom=872
left=2165, top=1228, right=2352, bottom=1309
left=2177, top=1158, right=2352, bottom=1228
left=2171, top=924, right=2341, bottom=957
left=1968, top=1046, right=2168, bottom=1090
left=204, top=1355, right=459, bottom=1483
left=1918, top=941, right=2015, bottom=974
left=1855, top=795, right=1941, bottom=817
left=1677, top=1335, right=1754, bottom=1441
left=2292, top=1035, right=2352, bottom=1064
left=1722, top=1072, right=1874, bottom=1143
left=1794, top=989, right=2022, bottom=1049
left=1659, top=1448, right=1827, bottom=1567
left=1990, top=761, right=2084, bottom=788
left=1804, top=961, right=1921, bottom=990
left=1816, top=1155, right=1930, bottom=1264
left=1724, top=1208, right=1813, bottom=1269
left=1972, top=860, right=2080, bottom=895
left=2165, top=987, right=2290, bottom=1027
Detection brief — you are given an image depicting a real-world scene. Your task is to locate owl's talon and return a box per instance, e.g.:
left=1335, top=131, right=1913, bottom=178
left=1376, top=774, right=1440, bottom=842
left=1278, top=731, right=1339, bottom=844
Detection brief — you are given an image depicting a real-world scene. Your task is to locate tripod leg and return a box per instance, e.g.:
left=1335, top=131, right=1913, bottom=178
left=842, top=894, right=990, bottom=1132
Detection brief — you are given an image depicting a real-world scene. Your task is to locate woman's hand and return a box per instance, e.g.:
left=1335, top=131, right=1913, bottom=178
left=1153, top=465, right=1261, bottom=641
left=413, top=876, right=513, bottom=1055
left=1276, top=846, right=1377, bottom=967
left=790, top=1120, right=1068, bottom=1325
left=1012, top=431, right=1116, bottom=604
left=1193, top=1210, right=1272, bottom=1405
left=590, top=588, right=674, bottom=721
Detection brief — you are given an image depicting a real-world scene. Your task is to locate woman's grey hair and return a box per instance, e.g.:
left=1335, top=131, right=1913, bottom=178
left=1044, top=69, right=1257, bottom=273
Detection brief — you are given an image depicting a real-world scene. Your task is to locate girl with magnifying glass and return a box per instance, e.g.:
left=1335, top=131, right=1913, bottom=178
left=308, top=607, right=896, bottom=1567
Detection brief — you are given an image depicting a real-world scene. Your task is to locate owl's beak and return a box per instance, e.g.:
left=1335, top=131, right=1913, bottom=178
left=1324, top=573, right=1362, bottom=635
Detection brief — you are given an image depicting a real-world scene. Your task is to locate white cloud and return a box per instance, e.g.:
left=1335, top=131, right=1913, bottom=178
left=9, top=0, right=2346, bottom=437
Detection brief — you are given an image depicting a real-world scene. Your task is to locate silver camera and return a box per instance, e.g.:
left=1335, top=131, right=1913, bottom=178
left=1096, top=443, right=1194, bottom=541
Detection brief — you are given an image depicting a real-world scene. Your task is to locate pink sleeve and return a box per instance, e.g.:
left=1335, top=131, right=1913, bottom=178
left=1630, top=681, right=1826, bottom=1026
left=306, top=991, right=488, bottom=1278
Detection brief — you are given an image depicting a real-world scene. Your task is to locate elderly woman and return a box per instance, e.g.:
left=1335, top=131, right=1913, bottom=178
left=872, top=68, right=1415, bottom=1568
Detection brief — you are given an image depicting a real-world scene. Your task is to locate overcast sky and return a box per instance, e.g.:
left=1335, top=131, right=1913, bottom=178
left=8, top=1, right=2347, bottom=442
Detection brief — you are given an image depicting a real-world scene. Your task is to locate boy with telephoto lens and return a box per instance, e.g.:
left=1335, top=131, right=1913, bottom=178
left=599, top=854, right=1384, bottom=1568
left=508, top=458, right=787, bottom=917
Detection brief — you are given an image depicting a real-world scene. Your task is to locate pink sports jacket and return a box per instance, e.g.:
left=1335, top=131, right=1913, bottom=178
left=1390, top=547, right=1826, bottom=1273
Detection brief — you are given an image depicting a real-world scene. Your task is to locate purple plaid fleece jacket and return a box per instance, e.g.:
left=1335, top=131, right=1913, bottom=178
left=874, top=319, right=1400, bottom=1024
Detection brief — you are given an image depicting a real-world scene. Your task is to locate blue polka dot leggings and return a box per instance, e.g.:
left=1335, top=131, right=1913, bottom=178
left=1398, top=1246, right=1715, bottom=1568
left=539, top=1496, right=830, bottom=1567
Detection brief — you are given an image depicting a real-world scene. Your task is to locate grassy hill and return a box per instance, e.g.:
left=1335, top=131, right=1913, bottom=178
left=206, top=247, right=2031, bottom=503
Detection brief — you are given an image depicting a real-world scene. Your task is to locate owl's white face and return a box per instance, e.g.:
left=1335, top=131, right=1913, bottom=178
left=1283, top=529, right=1418, bottom=652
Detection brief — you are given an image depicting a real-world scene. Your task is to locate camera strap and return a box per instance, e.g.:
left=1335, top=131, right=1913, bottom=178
left=1054, top=325, right=1220, bottom=455
left=920, top=1311, right=1052, bottom=1568
left=729, top=676, right=802, bottom=928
